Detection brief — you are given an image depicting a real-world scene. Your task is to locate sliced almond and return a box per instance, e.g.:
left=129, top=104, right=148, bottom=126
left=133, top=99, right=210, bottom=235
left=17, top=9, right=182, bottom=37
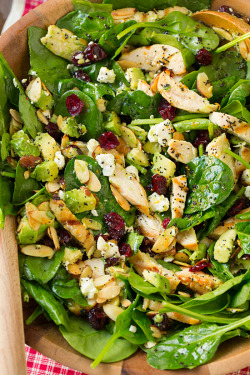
left=79, top=265, right=93, bottom=278
left=48, top=226, right=60, bottom=251
left=61, top=134, right=70, bottom=149
left=212, top=26, right=233, bottom=41
left=150, top=326, right=162, bottom=338
left=37, top=109, right=49, bottom=125
left=92, top=145, right=103, bottom=159
left=45, top=177, right=61, bottom=193
left=23, top=171, right=30, bottom=180
left=21, top=244, right=55, bottom=258
left=10, top=109, right=23, bottom=124
left=69, top=141, right=88, bottom=154
left=120, top=125, right=138, bottom=148
left=116, top=137, right=131, bottom=156
left=67, top=263, right=81, bottom=275
left=110, top=184, right=130, bottom=211
left=121, top=298, right=132, bottom=308
left=97, top=285, right=121, bottom=301
left=94, top=275, right=114, bottom=288
left=142, top=298, right=150, bottom=311
left=152, top=226, right=177, bottom=253
left=74, top=159, right=90, bottom=184
left=37, top=201, right=50, bottom=212
left=197, top=72, right=213, bottom=99
left=25, top=202, right=41, bottom=231
left=29, top=209, right=54, bottom=226
left=86, top=171, right=101, bottom=192
left=103, top=304, right=124, bottom=321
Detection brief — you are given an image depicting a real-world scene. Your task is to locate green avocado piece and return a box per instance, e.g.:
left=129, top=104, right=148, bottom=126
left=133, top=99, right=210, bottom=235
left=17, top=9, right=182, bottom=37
left=10, top=130, right=40, bottom=157
left=103, top=111, right=122, bottom=136
left=125, top=68, right=145, bottom=90
left=143, top=141, right=162, bottom=154
left=34, top=133, right=60, bottom=161
left=65, top=188, right=96, bottom=214
left=151, top=152, right=176, bottom=185
left=127, top=125, right=148, bottom=143
left=17, top=216, right=48, bottom=244
left=126, top=148, right=149, bottom=167
left=26, top=77, right=54, bottom=111
left=57, top=116, right=87, bottom=138
left=31, top=161, right=59, bottom=182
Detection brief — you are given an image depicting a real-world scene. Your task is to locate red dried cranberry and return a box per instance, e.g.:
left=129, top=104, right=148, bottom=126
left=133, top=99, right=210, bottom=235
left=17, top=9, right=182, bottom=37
left=94, top=234, right=110, bottom=242
left=227, top=198, right=246, bottom=217
left=196, top=48, right=213, bottom=66
left=73, top=70, right=91, bottom=82
left=219, top=5, right=234, bottom=14
left=119, top=243, right=132, bottom=257
left=88, top=307, right=106, bottom=330
left=72, top=51, right=86, bottom=67
left=162, top=217, right=171, bottom=229
left=45, top=122, right=61, bottom=142
left=158, top=99, right=176, bottom=121
left=105, top=257, right=120, bottom=267
left=58, top=228, right=72, bottom=245
left=84, top=43, right=107, bottom=63
left=152, top=174, right=167, bottom=195
left=193, top=130, right=210, bottom=148
left=189, top=260, right=211, bottom=272
left=104, top=212, right=125, bottom=240
left=98, top=132, right=120, bottom=150
left=66, top=94, right=84, bottom=116
left=42, top=236, right=54, bottom=248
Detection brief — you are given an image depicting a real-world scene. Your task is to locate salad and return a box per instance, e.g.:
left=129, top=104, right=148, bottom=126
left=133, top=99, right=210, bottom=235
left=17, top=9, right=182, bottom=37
left=1, top=0, right=250, bottom=371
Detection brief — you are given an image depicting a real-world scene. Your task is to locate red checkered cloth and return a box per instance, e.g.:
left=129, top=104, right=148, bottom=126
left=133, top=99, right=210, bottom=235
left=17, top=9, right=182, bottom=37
left=21, top=0, right=250, bottom=374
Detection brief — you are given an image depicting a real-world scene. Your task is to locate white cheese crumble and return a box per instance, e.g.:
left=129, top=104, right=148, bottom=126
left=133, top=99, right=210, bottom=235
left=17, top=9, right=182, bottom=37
left=54, top=151, right=65, bottom=169
left=125, top=165, right=139, bottom=181
left=241, top=169, right=250, bottom=186
left=148, top=119, right=174, bottom=147
left=67, top=64, right=74, bottom=70
left=91, top=209, right=98, bottom=217
left=144, top=341, right=156, bottom=349
left=129, top=325, right=137, bottom=333
left=87, top=139, right=100, bottom=156
left=245, top=186, right=250, bottom=200
left=148, top=192, right=169, bottom=212
left=163, top=255, right=175, bottom=262
left=96, top=154, right=116, bottom=176
left=58, top=190, right=65, bottom=200
left=97, top=236, right=120, bottom=258
left=96, top=98, right=107, bottom=112
left=13, top=78, right=18, bottom=88
left=80, top=277, right=98, bottom=300
left=97, top=67, right=116, bottom=84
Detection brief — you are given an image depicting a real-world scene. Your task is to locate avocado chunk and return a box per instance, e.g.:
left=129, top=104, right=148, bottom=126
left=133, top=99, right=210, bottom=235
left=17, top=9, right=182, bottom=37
left=31, top=161, right=59, bottom=182
left=26, top=78, right=54, bottom=111
left=128, top=125, right=148, bottom=143
left=143, top=141, right=162, bottom=154
left=62, top=247, right=83, bottom=265
left=64, top=188, right=96, bottom=214
left=127, top=148, right=149, bottom=167
left=11, top=130, right=40, bottom=157
left=57, top=115, right=87, bottom=138
left=34, top=133, right=60, bottom=161
left=120, top=125, right=138, bottom=148
left=214, top=229, right=237, bottom=263
left=152, top=152, right=176, bottom=185
left=40, top=25, right=87, bottom=61
left=125, top=68, right=145, bottom=90
left=103, top=111, right=122, bottom=136
left=17, top=216, right=48, bottom=244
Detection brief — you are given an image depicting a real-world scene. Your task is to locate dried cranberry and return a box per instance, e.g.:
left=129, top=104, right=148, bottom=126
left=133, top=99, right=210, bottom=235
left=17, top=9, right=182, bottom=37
left=154, top=313, right=171, bottom=331
left=196, top=48, right=213, bottom=66
left=193, top=130, right=210, bottom=148
left=98, top=132, right=120, bottom=150
left=72, top=51, right=86, bottom=67
left=104, top=212, right=125, bottom=240
left=105, top=257, right=120, bottom=267
left=227, top=198, right=246, bottom=217
left=94, top=234, right=110, bottom=242
left=88, top=307, right=106, bottom=330
left=45, top=122, right=61, bottom=142
left=152, top=174, right=167, bottom=195
left=219, top=5, right=234, bottom=14
left=58, top=228, right=72, bottom=245
left=145, top=184, right=153, bottom=191
left=189, top=260, right=211, bottom=272
left=119, top=243, right=132, bottom=257
left=158, top=99, right=176, bottom=121
left=41, top=236, right=54, bottom=248
left=73, top=70, right=91, bottom=82
left=140, top=237, right=153, bottom=255
left=84, top=43, right=107, bottom=63
left=66, top=94, right=84, bottom=117
left=162, top=217, right=171, bottom=229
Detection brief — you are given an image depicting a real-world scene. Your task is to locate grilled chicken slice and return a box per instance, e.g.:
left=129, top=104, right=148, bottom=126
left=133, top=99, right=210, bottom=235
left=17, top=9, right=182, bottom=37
left=119, top=45, right=186, bottom=75
left=151, top=226, right=177, bottom=253
left=167, top=312, right=200, bottom=325
left=167, top=139, right=197, bottom=164
left=176, top=228, right=198, bottom=251
left=235, top=146, right=250, bottom=178
left=206, top=133, right=236, bottom=181
left=209, top=112, right=250, bottom=143
left=130, top=250, right=180, bottom=293
left=176, top=267, right=222, bottom=294
left=136, top=213, right=163, bottom=242
left=137, top=79, right=155, bottom=96
left=170, top=175, right=188, bottom=219
left=50, top=197, right=95, bottom=257
left=109, top=164, right=149, bottom=216
left=158, top=71, right=219, bottom=113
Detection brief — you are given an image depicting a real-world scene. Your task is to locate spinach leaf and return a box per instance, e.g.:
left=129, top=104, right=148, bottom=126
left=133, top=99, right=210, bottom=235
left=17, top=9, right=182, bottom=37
left=64, top=155, right=136, bottom=226
left=190, top=293, right=230, bottom=314
left=147, top=316, right=250, bottom=369
left=57, top=11, right=114, bottom=42
left=22, top=248, right=65, bottom=284
left=0, top=175, right=14, bottom=228
left=221, top=100, right=250, bottom=123
left=12, top=162, right=41, bottom=205
left=128, top=270, right=169, bottom=298
left=54, top=90, right=104, bottom=140
left=60, top=315, right=137, bottom=362
left=25, top=306, right=44, bottom=325
left=168, top=208, right=215, bottom=232
left=0, top=52, right=20, bottom=106
left=132, top=309, right=155, bottom=341
left=211, top=76, right=238, bottom=103
left=1, top=133, right=11, bottom=161
left=0, top=63, right=10, bottom=135
left=231, top=280, right=250, bottom=308
left=207, top=243, right=234, bottom=281
left=235, top=222, right=250, bottom=258
left=127, top=232, right=144, bottom=255
left=51, top=279, right=88, bottom=307
left=157, top=260, right=182, bottom=272
left=184, top=156, right=234, bottom=214
left=176, top=0, right=211, bottom=12
left=227, top=80, right=250, bottom=106
left=73, top=0, right=113, bottom=12
left=107, top=91, right=161, bottom=119
left=28, top=27, right=70, bottom=94
left=103, top=0, right=175, bottom=12
left=21, top=279, right=70, bottom=329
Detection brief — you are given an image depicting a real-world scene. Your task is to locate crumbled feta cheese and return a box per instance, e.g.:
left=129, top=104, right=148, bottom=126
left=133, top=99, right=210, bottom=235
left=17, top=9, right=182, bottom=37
left=125, top=225, right=134, bottom=233
left=163, top=255, right=175, bottom=262
left=21, top=78, right=27, bottom=84
left=64, top=260, right=69, bottom=271
left=97, top=236, right=120, bottom=258
left=148, top=119, right=174, bottom=147
left=241, top=169, right=250, bottom=186
left=97, top=67, right=116, bottom=84
left=148, top=192, right=169, bottom=212
left=67, top=64, right=74, bottom=70
left=96, top=154, right=116, bottom=176
left=245, top=186, right=250, bottom=199
left=54, top=151, right=65, bottom=169
left=42, top=109, right=51, bottom=119
left=74, top=53, right=84, bottom=60
left=13, top=78, right=18, bottom=88
left=58, top=190, right=65, bottom=200
left=80, top=277, right=98, bottom=300
left=125, top=166, right=139, bottom=181
left=144, top=341, right=156, bottom=349
left=91, top=209, right=98, bottom=217
left=129, top=325, right=137, bottom=333
left=29, top=70, right=37, bottom=76
left=87, top=139, right=100, bottom=156
left=96, top=98, right=107, bottom=112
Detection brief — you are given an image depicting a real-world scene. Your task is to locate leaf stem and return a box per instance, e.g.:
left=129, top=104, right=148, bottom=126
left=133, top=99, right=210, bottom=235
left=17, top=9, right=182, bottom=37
left=2, top=171, right=16, bottom=178
left=91, top=333, right=119, bottom=369
left=117, top=22, right=166, bottom=40
left=225, top=148, right=250, bottom=169
left=16, top=186, right=47, bottom=206
left=214, top=31, right=250, bottom=55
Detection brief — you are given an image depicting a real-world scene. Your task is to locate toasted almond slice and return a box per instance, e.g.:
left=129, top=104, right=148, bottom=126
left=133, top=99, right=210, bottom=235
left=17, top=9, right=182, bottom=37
left=197, top=72, right=213, bottom=99
left=23, top=171, right=31, bottom=180
left=48, top=226, right=60, bottom=251
left=74, top=159, right=90, bottom=184
left=37, top=109, right=49, bottom=125
left=150, top=326, right=162, bottom=338
left=37, top=201, right=50, bottom=211
left=67, top=263, right=81, bottom=275
left=21, top=244, right=55, bottom=258
left=86, top=171, right=101, bottom=192
left=110, top=185, right=130, bottom=211
left=29, top=210, right=54, bottom=225
left=92, top=145, right=103, bottom=159
left=79, top=265, right=93, bottom=278
left=116, top=137, right=131, bottom=156
left=103, top=304, right=124, bottom=321
left=10, top=109, right=23, bottom=124
left=97, top=285, right=121, bottom=301
left=46, top=177, right=61, bottom=193
left=61, top=134, right=70, bottom=149
left=94, top=275, right=114, bottom=288
left=25, top=202, right=41, bottom=231
left=121, top=298, right=132, bottom=308
left=152, top=226, right=177, bottom=253
left=212, top=26, right=233, bottom=41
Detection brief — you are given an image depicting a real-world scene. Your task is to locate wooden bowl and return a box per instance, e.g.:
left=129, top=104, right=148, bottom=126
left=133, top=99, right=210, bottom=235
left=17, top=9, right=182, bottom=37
left=0, top=1, right=250, bottom=374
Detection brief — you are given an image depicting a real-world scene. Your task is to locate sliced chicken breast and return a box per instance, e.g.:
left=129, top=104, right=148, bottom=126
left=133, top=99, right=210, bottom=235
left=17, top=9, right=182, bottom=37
left=176, top=228, right=198, bottom=251
left=176, top=267, right=222, bottom=294
left=209, top=112, right=250, bottom=143
left=136, top=213, right=163, bottom=242
left=170, top=175, right=188, bottom=219
left=167, top=139, right=197, bottom=164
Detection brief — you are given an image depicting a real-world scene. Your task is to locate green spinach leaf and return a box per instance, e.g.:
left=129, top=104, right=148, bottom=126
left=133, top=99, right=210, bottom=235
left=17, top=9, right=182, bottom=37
left=235, top=222, right=250, bottom=258
left=127, top=232, right=144, bottom=255
left=231, top=280, right=250, bottom=308
left=73, top=0, right=113, bottom=12
left=0, top=63, right=10, bottom=135
left=12, top=162, right=41, bottom=205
